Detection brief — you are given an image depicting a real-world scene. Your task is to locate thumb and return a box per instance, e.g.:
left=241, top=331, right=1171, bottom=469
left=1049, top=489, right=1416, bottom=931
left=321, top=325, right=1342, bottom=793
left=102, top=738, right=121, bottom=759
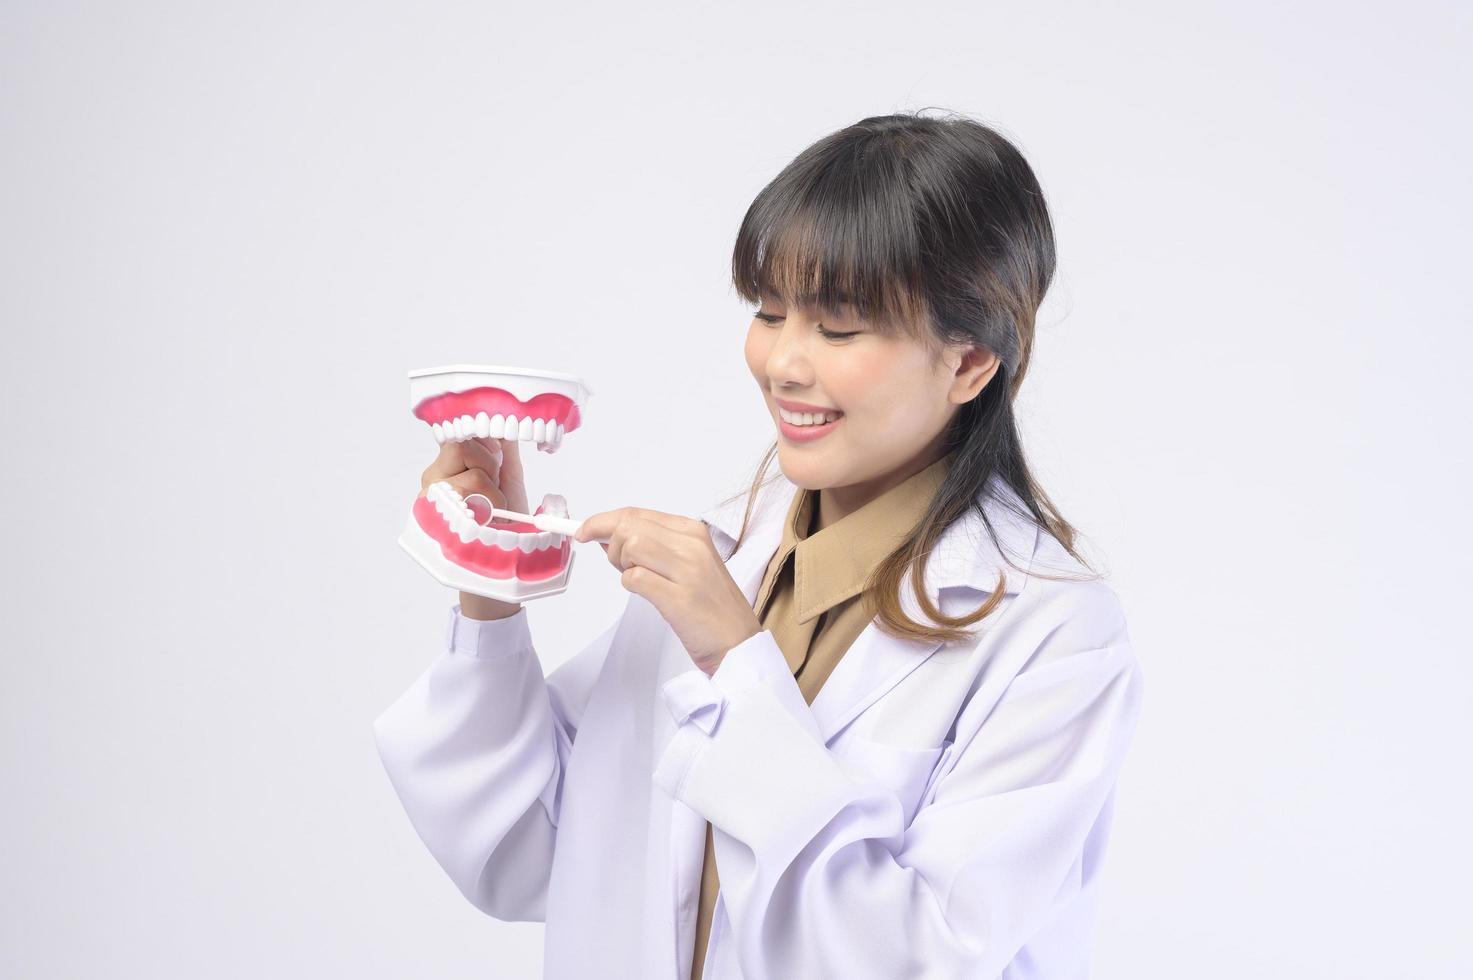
left=496, top=436, right=526, bottom=487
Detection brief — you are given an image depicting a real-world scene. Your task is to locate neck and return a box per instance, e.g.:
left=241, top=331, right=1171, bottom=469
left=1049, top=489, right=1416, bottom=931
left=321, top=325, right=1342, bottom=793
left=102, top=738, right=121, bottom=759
left=815, top=440, right=949, bottom=532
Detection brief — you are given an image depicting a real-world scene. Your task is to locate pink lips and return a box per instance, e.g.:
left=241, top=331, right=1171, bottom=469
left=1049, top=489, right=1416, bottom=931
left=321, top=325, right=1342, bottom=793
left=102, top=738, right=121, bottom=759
left=778, top=414, right=842, bottom=442
left=774, top=397, right=839, bottom=415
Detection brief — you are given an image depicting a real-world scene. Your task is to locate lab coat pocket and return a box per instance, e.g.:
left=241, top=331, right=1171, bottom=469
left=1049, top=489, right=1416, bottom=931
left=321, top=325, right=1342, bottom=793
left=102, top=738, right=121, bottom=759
left=834, top=734, right=950, bottom=828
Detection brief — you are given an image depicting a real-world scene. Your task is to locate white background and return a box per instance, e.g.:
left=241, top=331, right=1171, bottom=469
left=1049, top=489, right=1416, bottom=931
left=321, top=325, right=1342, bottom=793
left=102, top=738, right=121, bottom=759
left=2, top=1, right=1469, bottom=976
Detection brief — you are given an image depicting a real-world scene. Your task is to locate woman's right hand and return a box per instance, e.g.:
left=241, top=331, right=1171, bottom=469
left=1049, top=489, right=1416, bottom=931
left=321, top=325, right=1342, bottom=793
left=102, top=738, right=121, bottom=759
left=419, top=436, right=529, bottom=621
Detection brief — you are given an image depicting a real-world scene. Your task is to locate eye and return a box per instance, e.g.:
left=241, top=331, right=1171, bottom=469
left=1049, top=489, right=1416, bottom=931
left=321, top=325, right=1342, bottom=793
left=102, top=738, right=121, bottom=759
left=753, top=310, right=858, bottom=340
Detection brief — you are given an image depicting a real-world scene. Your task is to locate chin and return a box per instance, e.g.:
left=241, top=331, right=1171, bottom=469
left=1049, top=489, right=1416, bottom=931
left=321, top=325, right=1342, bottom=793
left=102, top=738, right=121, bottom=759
left=775, top=448, right=840, bottom=491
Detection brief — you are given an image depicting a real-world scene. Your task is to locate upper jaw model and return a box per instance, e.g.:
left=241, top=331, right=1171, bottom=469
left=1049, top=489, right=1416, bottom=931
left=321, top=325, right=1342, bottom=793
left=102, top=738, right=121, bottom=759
left=398, top=364, right=593, bottom=602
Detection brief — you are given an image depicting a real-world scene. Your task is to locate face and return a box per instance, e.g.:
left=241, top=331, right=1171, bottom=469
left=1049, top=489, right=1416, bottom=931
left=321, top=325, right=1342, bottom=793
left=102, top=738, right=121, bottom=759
left=743, top=294, right=999, bottom=516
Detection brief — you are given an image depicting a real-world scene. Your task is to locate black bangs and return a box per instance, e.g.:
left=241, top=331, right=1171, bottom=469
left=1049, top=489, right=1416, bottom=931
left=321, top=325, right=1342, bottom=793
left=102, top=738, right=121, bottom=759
left=731, top=131, right=931, bottom=338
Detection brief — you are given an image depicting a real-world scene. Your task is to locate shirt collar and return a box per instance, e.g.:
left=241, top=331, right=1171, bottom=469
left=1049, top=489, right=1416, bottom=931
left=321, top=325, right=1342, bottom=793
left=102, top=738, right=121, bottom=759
left=773, top=452, right=952, bottom=623
left=700, top=453, right=1041, bottom=619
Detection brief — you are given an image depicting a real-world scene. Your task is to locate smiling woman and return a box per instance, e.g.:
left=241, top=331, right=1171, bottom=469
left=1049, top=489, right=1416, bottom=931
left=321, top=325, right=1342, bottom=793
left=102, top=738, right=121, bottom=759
left=374, top=108, right=1144, bottom=980
left=724, top=110, right=1089, bottom=646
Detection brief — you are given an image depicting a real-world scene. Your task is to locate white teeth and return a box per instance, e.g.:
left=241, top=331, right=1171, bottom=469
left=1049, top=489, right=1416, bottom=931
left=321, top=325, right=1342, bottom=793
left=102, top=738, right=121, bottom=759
left=535, top=421, right=567, bottom=454
left=539, top=492, right=569, bottom=518
left=778, top=407, right=841, bottom=426
left=428, top=414, right=569, bottom=447
left=483, top=527, right=521, bottom=549
left=426, top=481, right=567, bottom=551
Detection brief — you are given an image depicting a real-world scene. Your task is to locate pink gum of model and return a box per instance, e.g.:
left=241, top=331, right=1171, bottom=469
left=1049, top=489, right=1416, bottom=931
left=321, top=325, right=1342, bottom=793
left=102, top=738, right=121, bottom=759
left=397, top=364, right=594, bottom=602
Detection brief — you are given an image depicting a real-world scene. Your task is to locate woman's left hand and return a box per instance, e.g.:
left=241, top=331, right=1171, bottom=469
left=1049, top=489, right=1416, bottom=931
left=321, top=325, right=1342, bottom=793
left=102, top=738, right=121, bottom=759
left=574, top=507, right=763, bottom=675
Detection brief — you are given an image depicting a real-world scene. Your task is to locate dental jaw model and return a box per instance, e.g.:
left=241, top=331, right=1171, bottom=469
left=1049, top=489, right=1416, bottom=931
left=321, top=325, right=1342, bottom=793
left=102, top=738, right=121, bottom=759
left=398, top=364, right=592, bottom=602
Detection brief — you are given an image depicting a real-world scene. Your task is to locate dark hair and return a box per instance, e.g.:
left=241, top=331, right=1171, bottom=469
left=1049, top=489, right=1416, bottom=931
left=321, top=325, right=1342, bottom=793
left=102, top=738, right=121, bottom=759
left=721, top=108, right=1097, bottom=644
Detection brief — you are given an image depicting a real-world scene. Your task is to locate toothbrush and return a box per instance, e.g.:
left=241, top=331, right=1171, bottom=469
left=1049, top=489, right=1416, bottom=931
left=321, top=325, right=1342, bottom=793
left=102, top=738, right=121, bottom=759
left=487, top=506, right=605, bottom=543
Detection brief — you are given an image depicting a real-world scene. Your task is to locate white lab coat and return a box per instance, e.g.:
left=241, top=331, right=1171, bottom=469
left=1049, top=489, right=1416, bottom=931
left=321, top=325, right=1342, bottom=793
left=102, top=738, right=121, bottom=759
left=373, top=472, right=1144, bottom=979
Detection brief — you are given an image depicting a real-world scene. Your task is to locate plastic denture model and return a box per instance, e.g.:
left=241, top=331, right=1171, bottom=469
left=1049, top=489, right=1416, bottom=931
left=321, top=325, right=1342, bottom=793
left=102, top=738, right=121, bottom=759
left=397, top=364, right=593, bottom=602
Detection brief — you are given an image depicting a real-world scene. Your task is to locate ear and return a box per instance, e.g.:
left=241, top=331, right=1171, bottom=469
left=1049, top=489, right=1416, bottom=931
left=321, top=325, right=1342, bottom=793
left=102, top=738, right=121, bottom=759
left=947, top=344, right=999, bottom=404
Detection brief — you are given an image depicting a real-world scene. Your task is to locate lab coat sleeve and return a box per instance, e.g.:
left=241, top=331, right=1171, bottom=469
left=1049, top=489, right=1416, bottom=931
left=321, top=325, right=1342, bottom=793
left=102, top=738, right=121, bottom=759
left=650, top=618, right=1144, bottom=979
left=372, top=602, right=619, bottom=922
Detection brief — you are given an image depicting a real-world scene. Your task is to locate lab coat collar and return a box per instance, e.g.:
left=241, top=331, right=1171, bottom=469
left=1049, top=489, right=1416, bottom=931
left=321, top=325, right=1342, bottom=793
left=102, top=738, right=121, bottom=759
left=694, top=465, right=1041, bottom=744
left=699, top=465, right=1039, bottom=602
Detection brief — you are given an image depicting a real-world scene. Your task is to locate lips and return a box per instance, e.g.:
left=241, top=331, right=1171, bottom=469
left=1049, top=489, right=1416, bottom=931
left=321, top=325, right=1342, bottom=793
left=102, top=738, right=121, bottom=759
left=777, top=412, right=842, bottom=443
left=774, top=397, right=841, bottom=415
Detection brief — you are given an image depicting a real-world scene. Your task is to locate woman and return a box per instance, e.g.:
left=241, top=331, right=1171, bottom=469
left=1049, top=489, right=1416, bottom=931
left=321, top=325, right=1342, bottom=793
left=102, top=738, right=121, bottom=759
left=374, top=111, right=1145, bottom=979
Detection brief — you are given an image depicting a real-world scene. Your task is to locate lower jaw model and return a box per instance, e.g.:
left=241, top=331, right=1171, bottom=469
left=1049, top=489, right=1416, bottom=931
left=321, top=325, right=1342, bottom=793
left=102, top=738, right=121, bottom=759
left=398, top=364, right=593, bottom=602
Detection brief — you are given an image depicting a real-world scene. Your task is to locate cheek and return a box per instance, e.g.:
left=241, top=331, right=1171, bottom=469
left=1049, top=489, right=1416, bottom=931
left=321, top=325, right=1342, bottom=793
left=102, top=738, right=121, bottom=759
left=833, top=346, right=937, bottom=422
left=827, top=348, right=898, bottom=410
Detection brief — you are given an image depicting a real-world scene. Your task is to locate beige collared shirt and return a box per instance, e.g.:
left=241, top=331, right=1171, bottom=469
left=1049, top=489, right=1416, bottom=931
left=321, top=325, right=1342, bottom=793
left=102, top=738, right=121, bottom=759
left=687, top=451, right=954, bottom=980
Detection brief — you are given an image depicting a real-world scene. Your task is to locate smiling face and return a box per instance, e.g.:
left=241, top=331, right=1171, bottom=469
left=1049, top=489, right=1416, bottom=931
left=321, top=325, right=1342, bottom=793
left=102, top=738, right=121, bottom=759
left=743, top=294, right=1000, bottom=525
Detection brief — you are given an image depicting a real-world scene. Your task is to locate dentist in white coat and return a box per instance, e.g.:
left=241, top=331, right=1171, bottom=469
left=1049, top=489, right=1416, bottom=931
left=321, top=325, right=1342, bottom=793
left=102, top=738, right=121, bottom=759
left=374, top=111, right=1145, bottom=980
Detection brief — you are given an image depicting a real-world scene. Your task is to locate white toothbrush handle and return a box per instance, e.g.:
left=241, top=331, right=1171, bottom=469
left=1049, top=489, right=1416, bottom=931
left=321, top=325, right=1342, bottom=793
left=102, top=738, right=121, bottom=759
left=532, top=513, right=585, bottom=537
left=488, top=506, right=604, bottom=543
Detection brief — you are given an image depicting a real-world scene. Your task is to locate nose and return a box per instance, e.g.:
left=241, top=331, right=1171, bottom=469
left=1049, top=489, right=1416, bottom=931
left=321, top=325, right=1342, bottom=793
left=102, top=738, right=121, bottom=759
left=765, top=317, right=816, bottom=389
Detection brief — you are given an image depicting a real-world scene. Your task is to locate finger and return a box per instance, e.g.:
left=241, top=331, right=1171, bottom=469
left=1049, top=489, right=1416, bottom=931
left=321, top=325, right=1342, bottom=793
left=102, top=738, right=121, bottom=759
left=618, top=562, right=675, bottom=607
left=592, top=511, right=634, bottom=569
left=445, top=468, right=506, bottom=510
left=421, top=437, right=500, bottom=489
left=421, top=441, right=469, bottom=488
left=461, top=437, right=504, bottom=481
left=575, top=507, right=693, bottom=543
left=613, top=524, right=686, bottom=580
left=469, top=435, right=504, bottom=463
left=593, top=515, right=683, bottom=579
left=575, top=508, right=642, bottom=545
left=618, top=508, right=698, bottom=535
left=495, top=436, right=525, bottom=494
left=648, top=513, right=705, bottom=542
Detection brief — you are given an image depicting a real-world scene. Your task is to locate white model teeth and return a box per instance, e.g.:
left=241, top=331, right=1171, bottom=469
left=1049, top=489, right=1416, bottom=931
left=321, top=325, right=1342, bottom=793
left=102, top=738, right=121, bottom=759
left=426, top=481, right=567, bottom=551
left=778, top=407, right=842, bottom=426
left=430, top=414, right=567, bottom=450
